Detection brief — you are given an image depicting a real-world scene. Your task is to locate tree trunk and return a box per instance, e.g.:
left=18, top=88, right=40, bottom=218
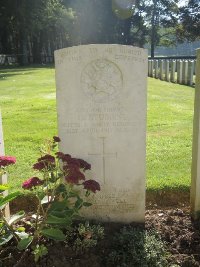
left=32, top=35, right=41, bottom=63
left=150, top=1, right=157, bottom=58
left=123, top=18, right=132, bottom=45
left=19, top=31, right=28, bottom=65
left=0, top=30, right=12, bottom=54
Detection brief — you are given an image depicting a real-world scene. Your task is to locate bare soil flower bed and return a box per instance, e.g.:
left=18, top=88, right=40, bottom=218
left=1, top=207, right=200, bottom=267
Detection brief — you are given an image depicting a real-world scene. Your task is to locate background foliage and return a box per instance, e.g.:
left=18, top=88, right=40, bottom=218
left=0, top=0, right=199, bottom=62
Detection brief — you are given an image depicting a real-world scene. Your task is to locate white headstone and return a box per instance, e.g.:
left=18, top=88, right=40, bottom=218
left=177, top=60, right=183, bottom=84
left=0, top=112, right=9, bottom=218
left=150, top=60, right=154, bottom=77
left=170, top=61, right=176, bottom=83
left=160, top=60, right=164, bottom=80
left=191, top=49, right=200, bottom=218
left=165, top=60, right=170, bottom=82
left=148, top=60, right=152, bottom=77
left=182, top=60, right=188, bottom=85
left=0, top=112, right=4, bottom=156
left=55, top=44, right=147, bottom=223
left=155, top=60, right=159, bottom=79
left=187, top=61, right=194, bottom=86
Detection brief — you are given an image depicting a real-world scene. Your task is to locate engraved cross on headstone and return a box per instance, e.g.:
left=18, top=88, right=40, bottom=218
left=88, top=137, right=117, bottom=184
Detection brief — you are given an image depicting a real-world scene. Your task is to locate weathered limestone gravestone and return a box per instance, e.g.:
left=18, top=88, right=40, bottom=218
left=155, top=60, right=159, bottom=79
left=0, top=111, right=10, bottom=218
left=55, top=44, right=147, bottom=223
left=187, top=61, right=194, bottom=86
left=165, top=60, right=169, bottom=82
left=170, top=61, right=176, bottom=83
left=0, top=112, right=4, bottom=157
left=177, top=60, right=183, bottom=84
left=191, top=49, right=200, bottom=218
left=160, top=60, right=164, bottom=80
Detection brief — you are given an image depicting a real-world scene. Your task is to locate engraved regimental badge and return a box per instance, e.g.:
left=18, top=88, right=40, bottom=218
left=81, top=59, right=123, bottom=103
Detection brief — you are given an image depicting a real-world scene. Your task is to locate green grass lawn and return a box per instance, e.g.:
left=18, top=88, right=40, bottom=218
left=0, top=66, right=195, bottom=192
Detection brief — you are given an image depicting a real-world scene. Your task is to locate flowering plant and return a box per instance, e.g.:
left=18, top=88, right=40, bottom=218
left=0, top=136, right=100, bottom=262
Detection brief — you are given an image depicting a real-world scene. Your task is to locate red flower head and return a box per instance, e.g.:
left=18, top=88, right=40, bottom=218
left=56, top=152, right=72, bottom=163
left=65, top=156, right=79, bottom=166
left=82, top=180, right=100, bottom=193
left=55, top=152, right=65, bottom=160
left=33, top=154, right=55, bottom=170
left=65, top=175, right=80, bottom=184
left=0, top=156, right=16, bottom=167
left=53, top=136, right=61, bottom=143
left=65, top=170, right=85, bottom=185
left=33, top=161, right=46, bottom=170
left=38, top=154, right=55, bottom=164
left=22, top=177, right=44, bottom=190
left=77, top=159, right=91, bottom=171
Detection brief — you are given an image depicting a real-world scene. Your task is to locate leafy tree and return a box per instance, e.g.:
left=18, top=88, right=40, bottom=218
left=177, top=0, right=200, bottom=42
left=144, top=0, right=179, bottom=57
left=64, top=0, right=148, bottom=47
left=0, top=0, right=75, bottom=63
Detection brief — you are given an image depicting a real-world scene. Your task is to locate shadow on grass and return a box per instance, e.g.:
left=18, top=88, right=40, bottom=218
left=0, top=71, right=34, bottom=80
left=0, top=64, right=54, bottom=79
left=0, top=64, right=54, bottom=70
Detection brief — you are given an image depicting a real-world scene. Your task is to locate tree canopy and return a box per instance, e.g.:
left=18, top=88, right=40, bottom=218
left=177, top=0, right=200, bottom=42
left=0, top=0, right=199, bottom=63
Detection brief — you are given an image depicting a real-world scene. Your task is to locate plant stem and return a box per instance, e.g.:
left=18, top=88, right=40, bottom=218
left=0, top=210, right=19, bottom=243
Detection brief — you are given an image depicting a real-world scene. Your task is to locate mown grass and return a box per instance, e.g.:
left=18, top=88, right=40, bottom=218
left=0, top=66, right=195, bottom=192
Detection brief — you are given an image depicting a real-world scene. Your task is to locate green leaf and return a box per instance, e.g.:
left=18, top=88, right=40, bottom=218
left=55, top=184, right=66, bottom=194
left=0, top=185, right=9, bottom=193
left=46, top=215, right=71, bottom=225
left=49, top=209, right=73, bottom=218
left=0, top=233, right=13, bottom=245
left=83, top=202, right=92, bottom=207
left=41, top=228, right=65, bottom=241
left=37, top=191, right=46, bottom=201
left=75, top=198, right=83, bottom=209
left=8, top=211, right=25, bottom=225
left=48, top=200, right=68, bottom=212
left=68, top=191, right=79, bottom=198
left=49, top=172, right=56, bottom=183
left=0, top=191, right=21, bottom=209
left=15, top=231, right=29, bottom=239
left=33, top=244, right=48, bottom=263
left=16, top=227, right=25, bottom=232
left=17, top=236, right=33, bottom=250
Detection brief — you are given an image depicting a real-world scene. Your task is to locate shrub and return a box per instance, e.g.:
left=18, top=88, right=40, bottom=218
left=106, top=227, right=168, bottom=267
left=0, top=136, right=101, bottom=263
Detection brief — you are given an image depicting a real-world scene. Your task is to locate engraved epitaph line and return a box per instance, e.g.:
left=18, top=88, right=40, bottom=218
left=88, top=137, right=117, bottom=184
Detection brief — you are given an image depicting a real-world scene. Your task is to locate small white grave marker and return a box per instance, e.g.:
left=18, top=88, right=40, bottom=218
left=0, top=111, right=10, bottom=218
left=191, top=49, right=200, bottom=218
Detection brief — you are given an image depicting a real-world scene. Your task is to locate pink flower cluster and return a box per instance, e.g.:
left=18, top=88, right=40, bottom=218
left=82, top=180, right=100, bottom=193
left=21, top=136, right=100, bottom=193
left=0, top=156, right=16, bottom=167
left=33, top=154, right=55, bottom=171
left=56, top=151, right=100, bottom=193
left=22, top=177, right=44, bottom=190
left=53, top=136, right=61, bottom=143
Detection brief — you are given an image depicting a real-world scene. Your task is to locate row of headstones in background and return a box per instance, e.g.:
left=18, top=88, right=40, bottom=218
left=0, top=111, right=10, bottom=218
left=148, top=59, right=196, bottom=86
